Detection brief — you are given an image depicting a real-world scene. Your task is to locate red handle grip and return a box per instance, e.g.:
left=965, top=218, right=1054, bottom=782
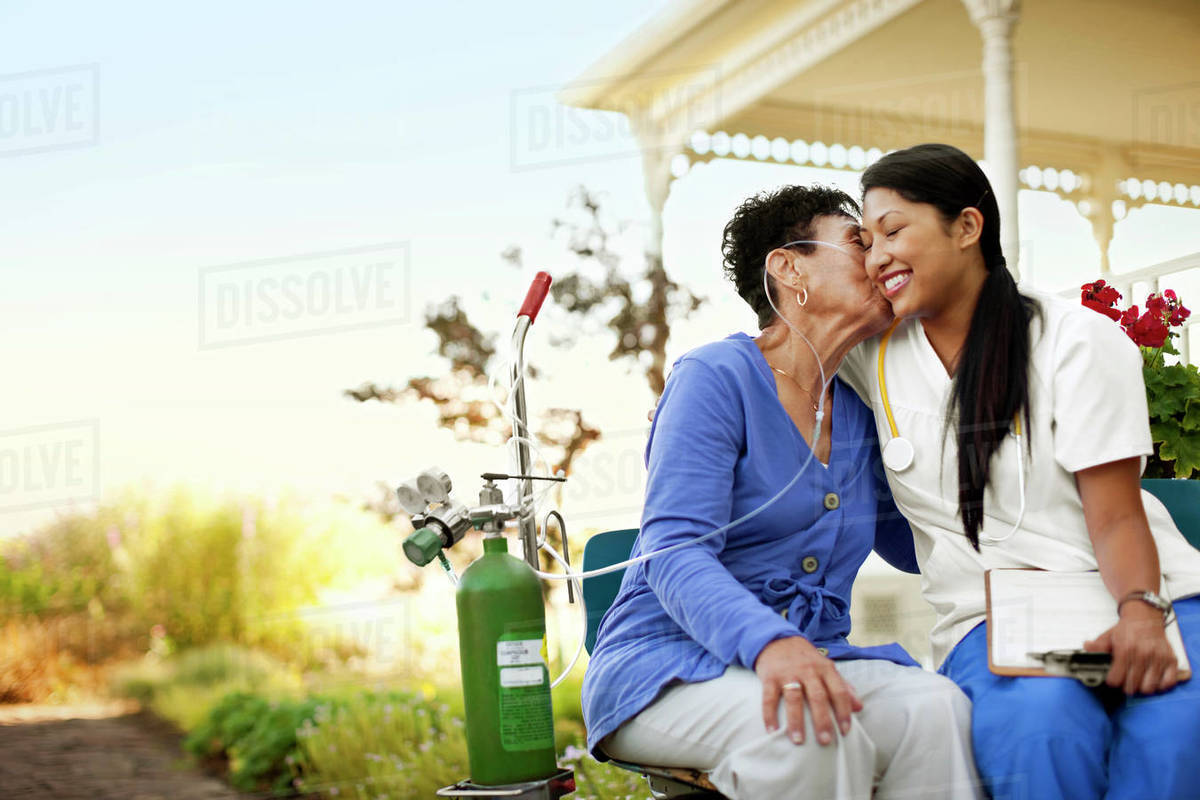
left=518, top=271, right=552, bottom=323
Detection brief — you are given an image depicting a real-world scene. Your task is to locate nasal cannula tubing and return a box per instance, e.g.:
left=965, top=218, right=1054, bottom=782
left=479, top=241, right=846, bottom=687
left=486, top=239, right=851, bottom=584
left=537, top=538, right=586, bottom=688
left=489, top=360, right=564, bottom=510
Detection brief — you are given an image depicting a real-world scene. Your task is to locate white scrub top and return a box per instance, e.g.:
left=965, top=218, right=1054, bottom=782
left=840, top=288, right=1200, bottom=667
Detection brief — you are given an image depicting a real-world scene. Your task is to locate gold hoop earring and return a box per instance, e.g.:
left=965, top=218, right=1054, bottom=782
left=797, top=288, right=808, bottom=307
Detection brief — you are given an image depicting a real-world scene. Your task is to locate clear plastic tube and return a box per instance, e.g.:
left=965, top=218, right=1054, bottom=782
left=489, top=355, right=561, bottom=509
left=436, top=551, right=459, bottom=586
left=538, top=539, right=587, bottom=688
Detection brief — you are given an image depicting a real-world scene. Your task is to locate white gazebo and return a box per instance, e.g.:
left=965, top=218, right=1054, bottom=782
left=560, top=0, right=1200, bottom=359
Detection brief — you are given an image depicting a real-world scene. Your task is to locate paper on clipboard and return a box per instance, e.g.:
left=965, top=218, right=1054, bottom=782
left=985, top=569, right=1191, bottom=679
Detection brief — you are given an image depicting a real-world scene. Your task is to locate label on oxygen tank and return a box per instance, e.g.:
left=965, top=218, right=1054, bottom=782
left=497, top=638, right=543, bottom=666
left=496, top=633, right=554, bottom=751
left=499, top=666, right=543, bottom=687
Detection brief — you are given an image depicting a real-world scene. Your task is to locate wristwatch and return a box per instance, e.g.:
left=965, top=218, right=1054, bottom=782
left=1118, top=590, right=1175, bottom=624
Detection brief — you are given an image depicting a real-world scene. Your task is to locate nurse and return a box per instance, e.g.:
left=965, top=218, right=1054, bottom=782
left=839, top=142, right=1200, bottom=800
left=582, top=184, right=982, bottom=800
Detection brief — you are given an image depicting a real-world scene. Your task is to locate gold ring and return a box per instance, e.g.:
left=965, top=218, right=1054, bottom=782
left=781, top=682, right=803, bottom=691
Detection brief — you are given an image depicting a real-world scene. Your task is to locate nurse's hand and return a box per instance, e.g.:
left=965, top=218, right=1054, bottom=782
left=1083, top=602, right=1179, bottom=694
left=754, top=635, right=862, bottom=747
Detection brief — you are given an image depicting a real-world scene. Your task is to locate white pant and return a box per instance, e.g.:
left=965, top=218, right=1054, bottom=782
left=602, top=661, right=983, bottom=800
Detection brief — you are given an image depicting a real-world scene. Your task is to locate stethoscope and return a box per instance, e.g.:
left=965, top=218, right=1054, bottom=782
left=876, top=321, right=1027, bottom=545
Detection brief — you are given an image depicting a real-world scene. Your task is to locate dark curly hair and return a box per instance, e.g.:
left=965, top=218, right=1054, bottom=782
left=721, top=185, right=861, bottom=329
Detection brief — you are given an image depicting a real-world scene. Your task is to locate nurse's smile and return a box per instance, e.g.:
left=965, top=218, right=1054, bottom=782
left=879, top=269, right=911, bottom=298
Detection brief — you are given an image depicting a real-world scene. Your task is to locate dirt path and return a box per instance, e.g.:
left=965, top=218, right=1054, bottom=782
left=0, top=701, right=250, bottom=800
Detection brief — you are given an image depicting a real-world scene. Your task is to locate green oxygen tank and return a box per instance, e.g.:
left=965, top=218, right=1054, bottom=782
left=457, top=535, right=558, bottom=786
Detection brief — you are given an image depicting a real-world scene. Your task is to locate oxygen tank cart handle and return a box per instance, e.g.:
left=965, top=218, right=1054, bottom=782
left=510, top=272, right=552, bottom=569
left=518, top=271, right=552, bottom=322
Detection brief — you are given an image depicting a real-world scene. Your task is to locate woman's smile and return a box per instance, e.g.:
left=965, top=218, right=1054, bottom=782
left=880, top=269, right=912, bottom=298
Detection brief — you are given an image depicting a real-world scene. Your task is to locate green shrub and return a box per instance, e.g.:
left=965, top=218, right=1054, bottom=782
left=170, top=643, right=287, bottom=688
left=131, top=653, right=646, bottom=800
left=186, top=691, right=271, bottom=760
left=186, top=691, right=324, bottom=795
left=1, top=486, right=401, bottom=681
left=111, top=643, right=303, bottom=731
left=0, top=514, right=124, bottom=618
left=119, top=487, right=398, bottom=653
left=179, top=686, right=471, bottom=798
left=294, top=689, right=469, bottom=799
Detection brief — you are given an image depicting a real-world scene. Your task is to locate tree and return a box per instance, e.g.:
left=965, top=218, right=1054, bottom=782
left=345, top=295, right=600, bottom=475
left=541, top=186, right=704, bottom=397
left=346, top=186, right=703, bottom=541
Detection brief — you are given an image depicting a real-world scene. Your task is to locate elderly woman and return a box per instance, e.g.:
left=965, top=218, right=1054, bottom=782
left=581, top=185, right=982, bottom=800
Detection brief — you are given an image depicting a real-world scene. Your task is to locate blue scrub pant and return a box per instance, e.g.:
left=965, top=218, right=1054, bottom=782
left=940, top=596, right=1200, bottom=800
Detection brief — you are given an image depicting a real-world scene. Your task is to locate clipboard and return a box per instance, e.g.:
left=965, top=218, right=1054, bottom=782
left=985, top=568, right=1191, bottom=680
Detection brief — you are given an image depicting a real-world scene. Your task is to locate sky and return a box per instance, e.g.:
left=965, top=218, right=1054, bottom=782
left=1, top=1, right=1197, bottom=543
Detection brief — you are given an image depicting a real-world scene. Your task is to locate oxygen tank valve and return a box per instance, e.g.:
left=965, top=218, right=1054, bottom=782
left=402, top=526, right=443, bottom=567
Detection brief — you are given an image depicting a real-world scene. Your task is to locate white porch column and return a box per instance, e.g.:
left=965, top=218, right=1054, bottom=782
left=964, top=0, right=1021, bottom=279
left=640, top=144, right=675, bottom=260
left=1082, top=148, right=1128, bottom=277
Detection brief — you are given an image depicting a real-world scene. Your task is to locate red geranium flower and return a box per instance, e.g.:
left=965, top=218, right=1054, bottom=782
left=1083, top=280, right=1190, bottom=351
left=1081, top=279, right=1200, bottom=480
left=1147, top=292, right=1168, bottom=318
left=1097, top=285, right=1121, bottom=306
left=1084, top=299, right=1123, bottom=321
left=1081, top=280, right=1122, bottom=307
left=1081, top=280, right=1124, bottom=320
left=1161, top=289, right=1192, bottom=326
left=1130, top=311, right=1170, bottom=348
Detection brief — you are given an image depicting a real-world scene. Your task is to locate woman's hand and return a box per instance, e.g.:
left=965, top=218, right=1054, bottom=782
left=754, top=636, right=862, bottom=746
left=1084, top=601, right=1179, bottom=694
left=1076, top=457, right=1178, bottom=695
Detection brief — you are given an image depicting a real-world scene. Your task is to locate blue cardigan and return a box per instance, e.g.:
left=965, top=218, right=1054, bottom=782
left=581, top=333, right=919, bottom=757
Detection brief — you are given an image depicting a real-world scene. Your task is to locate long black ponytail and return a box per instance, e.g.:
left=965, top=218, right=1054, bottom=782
left=862, top=143, right=1039, bottom=550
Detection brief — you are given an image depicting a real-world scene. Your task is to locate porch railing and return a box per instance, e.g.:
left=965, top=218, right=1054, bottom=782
left=1059, top=251, right=1200, bottom=365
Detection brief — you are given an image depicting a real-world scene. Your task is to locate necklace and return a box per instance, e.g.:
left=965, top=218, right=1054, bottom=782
left=770, top=365, right=822, bottom=413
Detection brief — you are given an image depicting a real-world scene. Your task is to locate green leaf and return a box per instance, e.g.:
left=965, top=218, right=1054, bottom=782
left=1160, top=363, right=1193, bottom=388
left=1151, top=421, right=1177, bottom=445
left=1184, top=401, right=1200, bottom=433
left=1159, top=428, right=1200, bottom=478
left=1149, top=389, right=1188, bottom=420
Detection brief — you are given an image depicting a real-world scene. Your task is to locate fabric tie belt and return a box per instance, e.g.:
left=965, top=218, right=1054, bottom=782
left=762, top=577, right=849, bottom=640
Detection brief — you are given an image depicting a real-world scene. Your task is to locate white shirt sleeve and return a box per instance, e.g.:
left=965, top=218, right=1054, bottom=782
left=1051, top=308, right=1153, bottom=473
